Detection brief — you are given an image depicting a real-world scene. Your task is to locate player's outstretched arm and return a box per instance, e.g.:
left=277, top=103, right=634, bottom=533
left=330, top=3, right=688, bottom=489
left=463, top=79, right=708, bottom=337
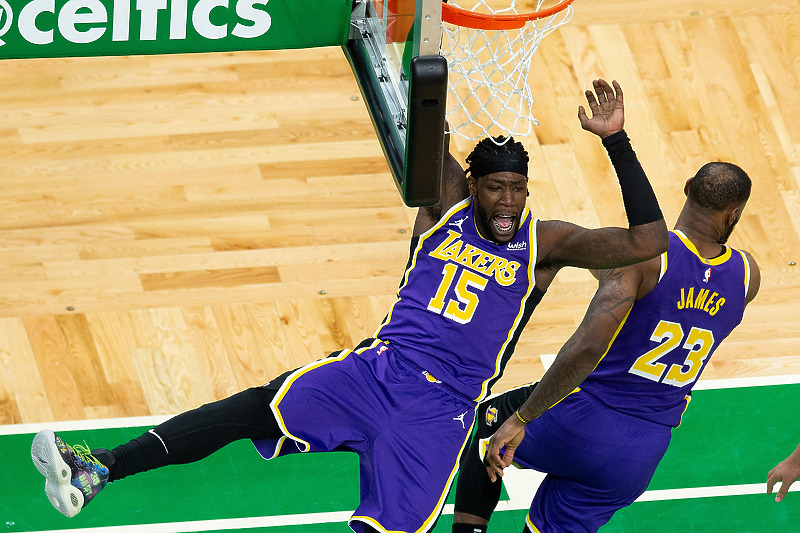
left=483, top=264, right=645, bottom=481
left=767, top=443, right=800, bottom=502
left=538, top=79, right=668, bottom=270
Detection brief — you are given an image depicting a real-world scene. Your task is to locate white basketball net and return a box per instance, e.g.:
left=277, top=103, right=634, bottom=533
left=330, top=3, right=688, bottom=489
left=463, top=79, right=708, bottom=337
left=441, top=0, right=573, bottom=143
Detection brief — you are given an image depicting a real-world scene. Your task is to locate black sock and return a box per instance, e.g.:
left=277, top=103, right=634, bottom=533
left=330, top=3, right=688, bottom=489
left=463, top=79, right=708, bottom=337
left=106, top=429, right=169, bottom=482
left=91, top=448, right=116, bottom=481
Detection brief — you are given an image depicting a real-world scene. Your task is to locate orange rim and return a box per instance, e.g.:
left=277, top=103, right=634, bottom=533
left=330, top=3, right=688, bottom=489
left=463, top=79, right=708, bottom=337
left=441, top=0, right=574, bottom=31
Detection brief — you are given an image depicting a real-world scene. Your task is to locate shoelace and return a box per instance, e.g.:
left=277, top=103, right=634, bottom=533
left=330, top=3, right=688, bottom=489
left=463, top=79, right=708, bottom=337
left=70, top=442, right=103, bottom=467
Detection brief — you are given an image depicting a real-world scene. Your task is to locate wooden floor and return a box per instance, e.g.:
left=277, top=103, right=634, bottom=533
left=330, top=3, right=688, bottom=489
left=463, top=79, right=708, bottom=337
left=1, top=0, right=800, bottom=425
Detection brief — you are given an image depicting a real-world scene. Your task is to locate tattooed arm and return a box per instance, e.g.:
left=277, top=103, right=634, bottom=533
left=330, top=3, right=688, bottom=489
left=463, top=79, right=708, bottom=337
left=484, top=262, right=650, bottom=481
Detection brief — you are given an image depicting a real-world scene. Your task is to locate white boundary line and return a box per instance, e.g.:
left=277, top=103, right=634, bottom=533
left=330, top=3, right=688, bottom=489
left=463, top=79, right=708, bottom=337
left=30, top=511, right=355, bottom=532
left=693, top=374, right=800, bottom=390
left=26, top=476, right=800, bottom=533
left=497, top=468, right=800, bottom=509
left=1, top=415, right=172, bottom=436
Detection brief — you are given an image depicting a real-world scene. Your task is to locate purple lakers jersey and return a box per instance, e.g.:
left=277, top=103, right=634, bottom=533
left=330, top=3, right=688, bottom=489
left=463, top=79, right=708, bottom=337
left=375, top=198, right=542, bottom=401
left=580, top=230, right=752, bottom=426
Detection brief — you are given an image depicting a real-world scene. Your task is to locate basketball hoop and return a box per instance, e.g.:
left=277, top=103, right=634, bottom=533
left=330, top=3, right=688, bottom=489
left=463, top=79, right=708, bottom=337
left=440, top=0, right=574, bottom=143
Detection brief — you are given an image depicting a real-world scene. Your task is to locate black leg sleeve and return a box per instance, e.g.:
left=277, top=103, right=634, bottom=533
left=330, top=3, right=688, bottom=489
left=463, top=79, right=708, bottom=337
left=454, top=427, right=503, bottom=521
left=100, top=386, right=282, bottom=482
left=454, top=383, right=537, bottom=521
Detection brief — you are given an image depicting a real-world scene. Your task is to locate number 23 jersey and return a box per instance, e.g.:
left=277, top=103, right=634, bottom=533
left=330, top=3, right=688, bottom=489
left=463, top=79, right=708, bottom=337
left=580, top=230, right=753, bottom=427
left=374, top=198, right=542, bottom=402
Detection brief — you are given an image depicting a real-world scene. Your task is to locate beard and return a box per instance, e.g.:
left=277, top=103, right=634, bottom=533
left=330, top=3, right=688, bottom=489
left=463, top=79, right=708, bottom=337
left=474, top=202, right=519, bottom=243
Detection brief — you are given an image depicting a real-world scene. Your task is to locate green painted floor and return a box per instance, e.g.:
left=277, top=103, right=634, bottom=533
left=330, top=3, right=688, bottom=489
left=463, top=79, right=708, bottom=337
left=4, top=384, right=799, bottom=531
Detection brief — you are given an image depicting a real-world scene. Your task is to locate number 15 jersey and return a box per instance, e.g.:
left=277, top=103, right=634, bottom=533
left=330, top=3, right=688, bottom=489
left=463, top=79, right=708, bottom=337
left=580, top=230, right=753, bottom=427
left=375, top=198, right=543, bottom=402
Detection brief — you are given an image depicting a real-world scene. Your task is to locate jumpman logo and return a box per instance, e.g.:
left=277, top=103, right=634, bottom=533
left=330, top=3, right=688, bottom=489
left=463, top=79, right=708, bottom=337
left=449, top=216, right=468, bottom=231
left=453, top=411, right=469, bottom=429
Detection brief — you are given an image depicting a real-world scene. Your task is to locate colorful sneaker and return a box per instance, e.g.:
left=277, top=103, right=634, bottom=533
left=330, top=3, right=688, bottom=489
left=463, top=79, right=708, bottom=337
left=31, top=429, right=109, bottom=517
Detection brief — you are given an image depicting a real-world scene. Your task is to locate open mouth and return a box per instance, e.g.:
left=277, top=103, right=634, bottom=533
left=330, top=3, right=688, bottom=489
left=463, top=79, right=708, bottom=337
left=493, top=215, right=515, bottom=235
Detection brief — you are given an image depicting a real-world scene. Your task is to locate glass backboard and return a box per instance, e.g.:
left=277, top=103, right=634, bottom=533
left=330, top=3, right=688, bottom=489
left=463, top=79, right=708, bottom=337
left=345, top=0, right=447, bottom=207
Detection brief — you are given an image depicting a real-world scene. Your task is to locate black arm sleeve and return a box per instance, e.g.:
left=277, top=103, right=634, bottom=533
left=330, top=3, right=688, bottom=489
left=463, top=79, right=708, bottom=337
left=602, top=130, right=663, bottom=227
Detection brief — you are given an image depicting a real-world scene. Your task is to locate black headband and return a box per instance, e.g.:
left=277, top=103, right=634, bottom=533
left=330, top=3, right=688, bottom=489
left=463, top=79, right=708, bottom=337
left=468, top=153, right=528, bottom=179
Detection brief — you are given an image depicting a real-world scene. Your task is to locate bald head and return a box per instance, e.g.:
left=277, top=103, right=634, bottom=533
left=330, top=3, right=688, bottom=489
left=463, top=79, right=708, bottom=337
left=687, top=162, right=751, bottom=212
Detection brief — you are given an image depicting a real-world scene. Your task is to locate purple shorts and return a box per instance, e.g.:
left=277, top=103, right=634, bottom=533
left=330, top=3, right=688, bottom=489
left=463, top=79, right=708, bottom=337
left=253, top=340, right=476, bottom=533
left=513, top=389, right=672, bottom=532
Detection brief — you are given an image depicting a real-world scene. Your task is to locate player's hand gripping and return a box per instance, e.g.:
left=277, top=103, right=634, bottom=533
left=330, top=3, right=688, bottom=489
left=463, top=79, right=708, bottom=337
left=483, top=415, right=527, bottom=482
left=577, top=78, right=624, bottom=139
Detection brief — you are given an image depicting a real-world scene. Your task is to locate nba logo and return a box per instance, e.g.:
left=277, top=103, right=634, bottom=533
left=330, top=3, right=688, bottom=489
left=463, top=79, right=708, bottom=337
left=703, top=267, right=712, bottom=283
left=486, top=406, right=498, bottom=425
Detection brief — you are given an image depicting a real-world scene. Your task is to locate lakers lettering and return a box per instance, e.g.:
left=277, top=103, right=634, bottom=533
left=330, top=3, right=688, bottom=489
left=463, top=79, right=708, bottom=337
left=676, top=287, right=725, bottom=316
left=429, top=230, right=519, bottom=287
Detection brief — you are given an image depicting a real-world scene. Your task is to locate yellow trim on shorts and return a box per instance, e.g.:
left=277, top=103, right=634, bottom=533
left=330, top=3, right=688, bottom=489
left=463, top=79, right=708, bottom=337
left=350, top=516, right=406, bottom=533
left=353, top=405, right=478, bottom=533
left=269, top=349, right=352, bottom=452
left=418, top=407, right=477, bottom=532
left=269, top=340, right=382, bottom=453
left=526, top=513, right=542, bottom=532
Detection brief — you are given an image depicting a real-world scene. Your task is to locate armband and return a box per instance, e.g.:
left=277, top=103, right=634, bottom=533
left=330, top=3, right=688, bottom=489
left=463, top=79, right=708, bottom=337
left=514, top=409, right=531, bottom=425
